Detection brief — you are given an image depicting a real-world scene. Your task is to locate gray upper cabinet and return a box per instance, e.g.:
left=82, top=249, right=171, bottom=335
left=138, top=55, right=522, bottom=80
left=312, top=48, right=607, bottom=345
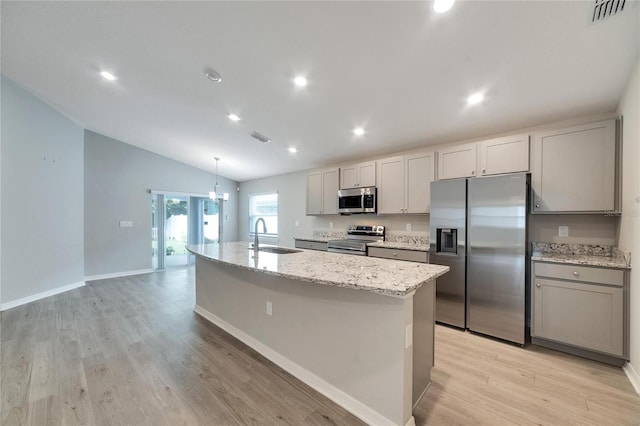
left=306, top=168, right=339, bottom=215
left=339, top=161, right=376, bottom=189
left=377, top=156, right=404, bottom=214
left=479, top=134, right=529, bottom=176
left=532, top=119, right=618, bottom=213
left=405, top=152, right=435, bottom=213
left=437, top=143, right=477, bottom=180
left=377, top=151, right=434, bottom=214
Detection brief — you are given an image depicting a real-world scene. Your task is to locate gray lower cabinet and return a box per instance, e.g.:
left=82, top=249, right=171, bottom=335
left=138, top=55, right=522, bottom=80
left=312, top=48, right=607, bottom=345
left=294, top=239, right=328, bottom=251
left=368, top=247, right=428, bottom=263
left=532, top=261, right=625, bottom=358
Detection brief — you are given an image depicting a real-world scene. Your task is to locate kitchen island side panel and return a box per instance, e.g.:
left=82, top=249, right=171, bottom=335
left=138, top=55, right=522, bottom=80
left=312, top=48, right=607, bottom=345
left=194, top=256, right=421, bottom=426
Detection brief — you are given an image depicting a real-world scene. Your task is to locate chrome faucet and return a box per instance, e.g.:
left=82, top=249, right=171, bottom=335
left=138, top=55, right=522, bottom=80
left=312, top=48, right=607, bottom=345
left=253, top=218, right=267, bottom=251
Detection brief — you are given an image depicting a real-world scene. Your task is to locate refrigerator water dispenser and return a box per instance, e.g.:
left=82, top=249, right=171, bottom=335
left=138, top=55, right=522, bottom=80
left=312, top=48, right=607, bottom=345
left=437, top=228, right=457, bottom=254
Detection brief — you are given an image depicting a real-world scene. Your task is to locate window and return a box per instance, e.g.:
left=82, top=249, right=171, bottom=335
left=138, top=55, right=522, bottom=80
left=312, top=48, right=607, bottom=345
left=249, top=192, right=278, bottom=237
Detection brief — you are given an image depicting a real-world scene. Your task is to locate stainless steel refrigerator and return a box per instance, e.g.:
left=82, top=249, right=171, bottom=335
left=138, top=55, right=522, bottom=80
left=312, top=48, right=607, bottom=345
left=430, top=173, right=529, bottom=345
left=430, top=178, right=467, bottom=329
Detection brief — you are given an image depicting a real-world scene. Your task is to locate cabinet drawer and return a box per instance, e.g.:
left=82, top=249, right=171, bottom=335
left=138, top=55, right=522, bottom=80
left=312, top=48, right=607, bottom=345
left=534, top=262, right=623, bottom=286
left=294, top=240, right=328, bottom=251
left=368, top=247, right=428, bottom=263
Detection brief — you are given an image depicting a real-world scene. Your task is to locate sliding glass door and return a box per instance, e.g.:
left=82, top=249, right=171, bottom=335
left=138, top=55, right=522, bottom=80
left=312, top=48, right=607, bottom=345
left=152, top=193, right=220, bottom=270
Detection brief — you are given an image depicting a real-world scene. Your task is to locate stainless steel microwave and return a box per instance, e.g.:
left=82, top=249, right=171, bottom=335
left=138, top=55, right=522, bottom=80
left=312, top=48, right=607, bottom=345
left=338, top=187, right=376, bottom=214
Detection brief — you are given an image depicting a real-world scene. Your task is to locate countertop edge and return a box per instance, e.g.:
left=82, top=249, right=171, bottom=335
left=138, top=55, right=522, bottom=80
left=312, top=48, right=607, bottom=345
left=188, top=245, right=448, bottom=297
left=366, top=242, right=430, bottom=252
left=531, top=253, right=630, bottom=269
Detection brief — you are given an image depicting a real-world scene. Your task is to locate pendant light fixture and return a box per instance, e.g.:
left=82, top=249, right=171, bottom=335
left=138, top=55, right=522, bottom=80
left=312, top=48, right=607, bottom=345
left=209, top=157, right=230, bottom=201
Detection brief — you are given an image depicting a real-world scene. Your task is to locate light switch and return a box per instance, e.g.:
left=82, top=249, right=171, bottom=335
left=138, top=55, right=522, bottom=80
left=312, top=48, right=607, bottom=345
left=295, top=220, right=300, bottom=227
left=558, top=226, right=568, bottom=237
left=406, top=223, right=412, bottom=231
left=329, top=222, right=333, bottom=229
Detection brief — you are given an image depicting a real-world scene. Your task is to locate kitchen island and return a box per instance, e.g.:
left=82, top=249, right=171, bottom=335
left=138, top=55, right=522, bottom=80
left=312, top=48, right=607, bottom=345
left=187, top=242, right=449, bottom=426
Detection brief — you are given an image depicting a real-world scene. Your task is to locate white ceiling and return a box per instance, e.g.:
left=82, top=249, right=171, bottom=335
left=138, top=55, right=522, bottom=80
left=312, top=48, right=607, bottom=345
left=2, top=1, right=639, bottom=182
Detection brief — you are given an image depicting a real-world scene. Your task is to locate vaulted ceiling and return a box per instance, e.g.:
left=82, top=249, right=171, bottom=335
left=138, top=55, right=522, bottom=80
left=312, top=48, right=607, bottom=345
left=2, top=1, right=638, bottom=181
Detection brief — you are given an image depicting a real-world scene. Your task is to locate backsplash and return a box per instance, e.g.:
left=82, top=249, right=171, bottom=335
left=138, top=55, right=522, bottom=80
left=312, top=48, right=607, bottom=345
left=313, top=230, right=346, bottom=240
left=613, top=247, right=632, bottom=267
left=385, top=232, right=430, bottom=245
left=312, top=230, right=429, bottom=245
left=532, top=242, right=611, bottom=256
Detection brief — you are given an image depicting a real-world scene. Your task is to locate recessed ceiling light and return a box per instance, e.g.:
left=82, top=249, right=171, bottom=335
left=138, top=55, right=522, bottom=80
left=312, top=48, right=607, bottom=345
left=100, top=71, right=117, bottom=81
left=467, top=93, right=484, bottom=105
left=228, top=113, right=241, bottom=122
left=353, top=127, right=365, bottom=136
left=433, top=0, right=455, bottom=13
left=288, top=147, right=298, bottom=153
left=294, top=76, right=307, bottom=87
left=206, top=70, right=222, bottom=82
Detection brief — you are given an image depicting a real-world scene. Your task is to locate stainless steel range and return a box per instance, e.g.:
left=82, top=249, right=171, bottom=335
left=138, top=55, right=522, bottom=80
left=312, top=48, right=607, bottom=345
left=327, top=225, right=385, bottom=256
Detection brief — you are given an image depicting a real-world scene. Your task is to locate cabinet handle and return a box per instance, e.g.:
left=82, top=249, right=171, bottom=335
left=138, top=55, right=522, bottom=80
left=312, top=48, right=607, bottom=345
left=471, top=171, right=475, bottom=175
left=393, top=253, right=397, bottom=257
left=535, top=203, right=540, bottom=208
left=573, top=271, right=579, bottom=277
left=482, top=169, right=486, bottom=173
left=536, top=282, right=541, bottom=287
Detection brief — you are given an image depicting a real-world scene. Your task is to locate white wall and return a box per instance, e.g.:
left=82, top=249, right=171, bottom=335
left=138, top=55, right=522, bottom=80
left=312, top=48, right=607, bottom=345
left=1, top=75, right=84, bottom=307
left=617, top=59, right=640, bottom=383
left=84, top=130, right=239, bottom=276
left=529, top=214, right=618, bottom=246
left=239, top=170, right=313, bottom=247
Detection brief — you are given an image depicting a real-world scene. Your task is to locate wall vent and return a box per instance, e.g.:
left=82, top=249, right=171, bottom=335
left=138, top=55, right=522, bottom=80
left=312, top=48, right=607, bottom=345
left=591, top=0, right=626, bottom=23
left=249, top=131, right=271, bottom=143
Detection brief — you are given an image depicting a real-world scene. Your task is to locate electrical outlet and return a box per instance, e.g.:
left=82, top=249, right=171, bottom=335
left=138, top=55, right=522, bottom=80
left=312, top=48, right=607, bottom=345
left=558, top=226, right=569, bottom=237
left=405, top=324, right=413, bottom=348
left=406, top=223, right=412, bottom=231
left=119, top=220, right=133, bottom=228
left=295, top=220, right=299, bottom=227
left=329, top=222, right=333, bottom=229
left=266, top=301, right=272, bottom=316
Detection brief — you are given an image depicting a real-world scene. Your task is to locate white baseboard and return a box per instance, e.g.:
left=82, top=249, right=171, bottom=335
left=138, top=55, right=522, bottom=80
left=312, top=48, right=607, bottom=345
left=0, top=281, right=85, bottom=311
left=623, top=362, right=640, bottom=395
left=194, top=305, right=399, bottom=426
left=84, top=268, right=153, bottom=282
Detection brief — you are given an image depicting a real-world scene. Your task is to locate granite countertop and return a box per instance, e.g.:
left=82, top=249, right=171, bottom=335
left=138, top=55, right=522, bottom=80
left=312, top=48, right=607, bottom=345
left=187, top=242, right=449, bottom=297
left=367, top=241, right=430, bottom=252
left=531, top=251, right=630, bottom=269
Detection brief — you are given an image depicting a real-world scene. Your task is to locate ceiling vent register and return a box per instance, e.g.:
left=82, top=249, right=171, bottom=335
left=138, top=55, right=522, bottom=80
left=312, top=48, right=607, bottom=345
left=249, top=131, right=271, bottom=143
left=591, top=0, right=626, bottom=23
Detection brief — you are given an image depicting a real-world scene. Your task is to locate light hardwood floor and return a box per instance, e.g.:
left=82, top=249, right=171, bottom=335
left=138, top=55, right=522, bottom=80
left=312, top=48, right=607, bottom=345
left=2, top=268, right=639, bottom=425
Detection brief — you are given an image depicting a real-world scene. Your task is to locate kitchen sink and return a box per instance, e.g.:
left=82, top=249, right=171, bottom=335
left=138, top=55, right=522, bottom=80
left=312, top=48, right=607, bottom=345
left=250, top=246, right=302, bottom=254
